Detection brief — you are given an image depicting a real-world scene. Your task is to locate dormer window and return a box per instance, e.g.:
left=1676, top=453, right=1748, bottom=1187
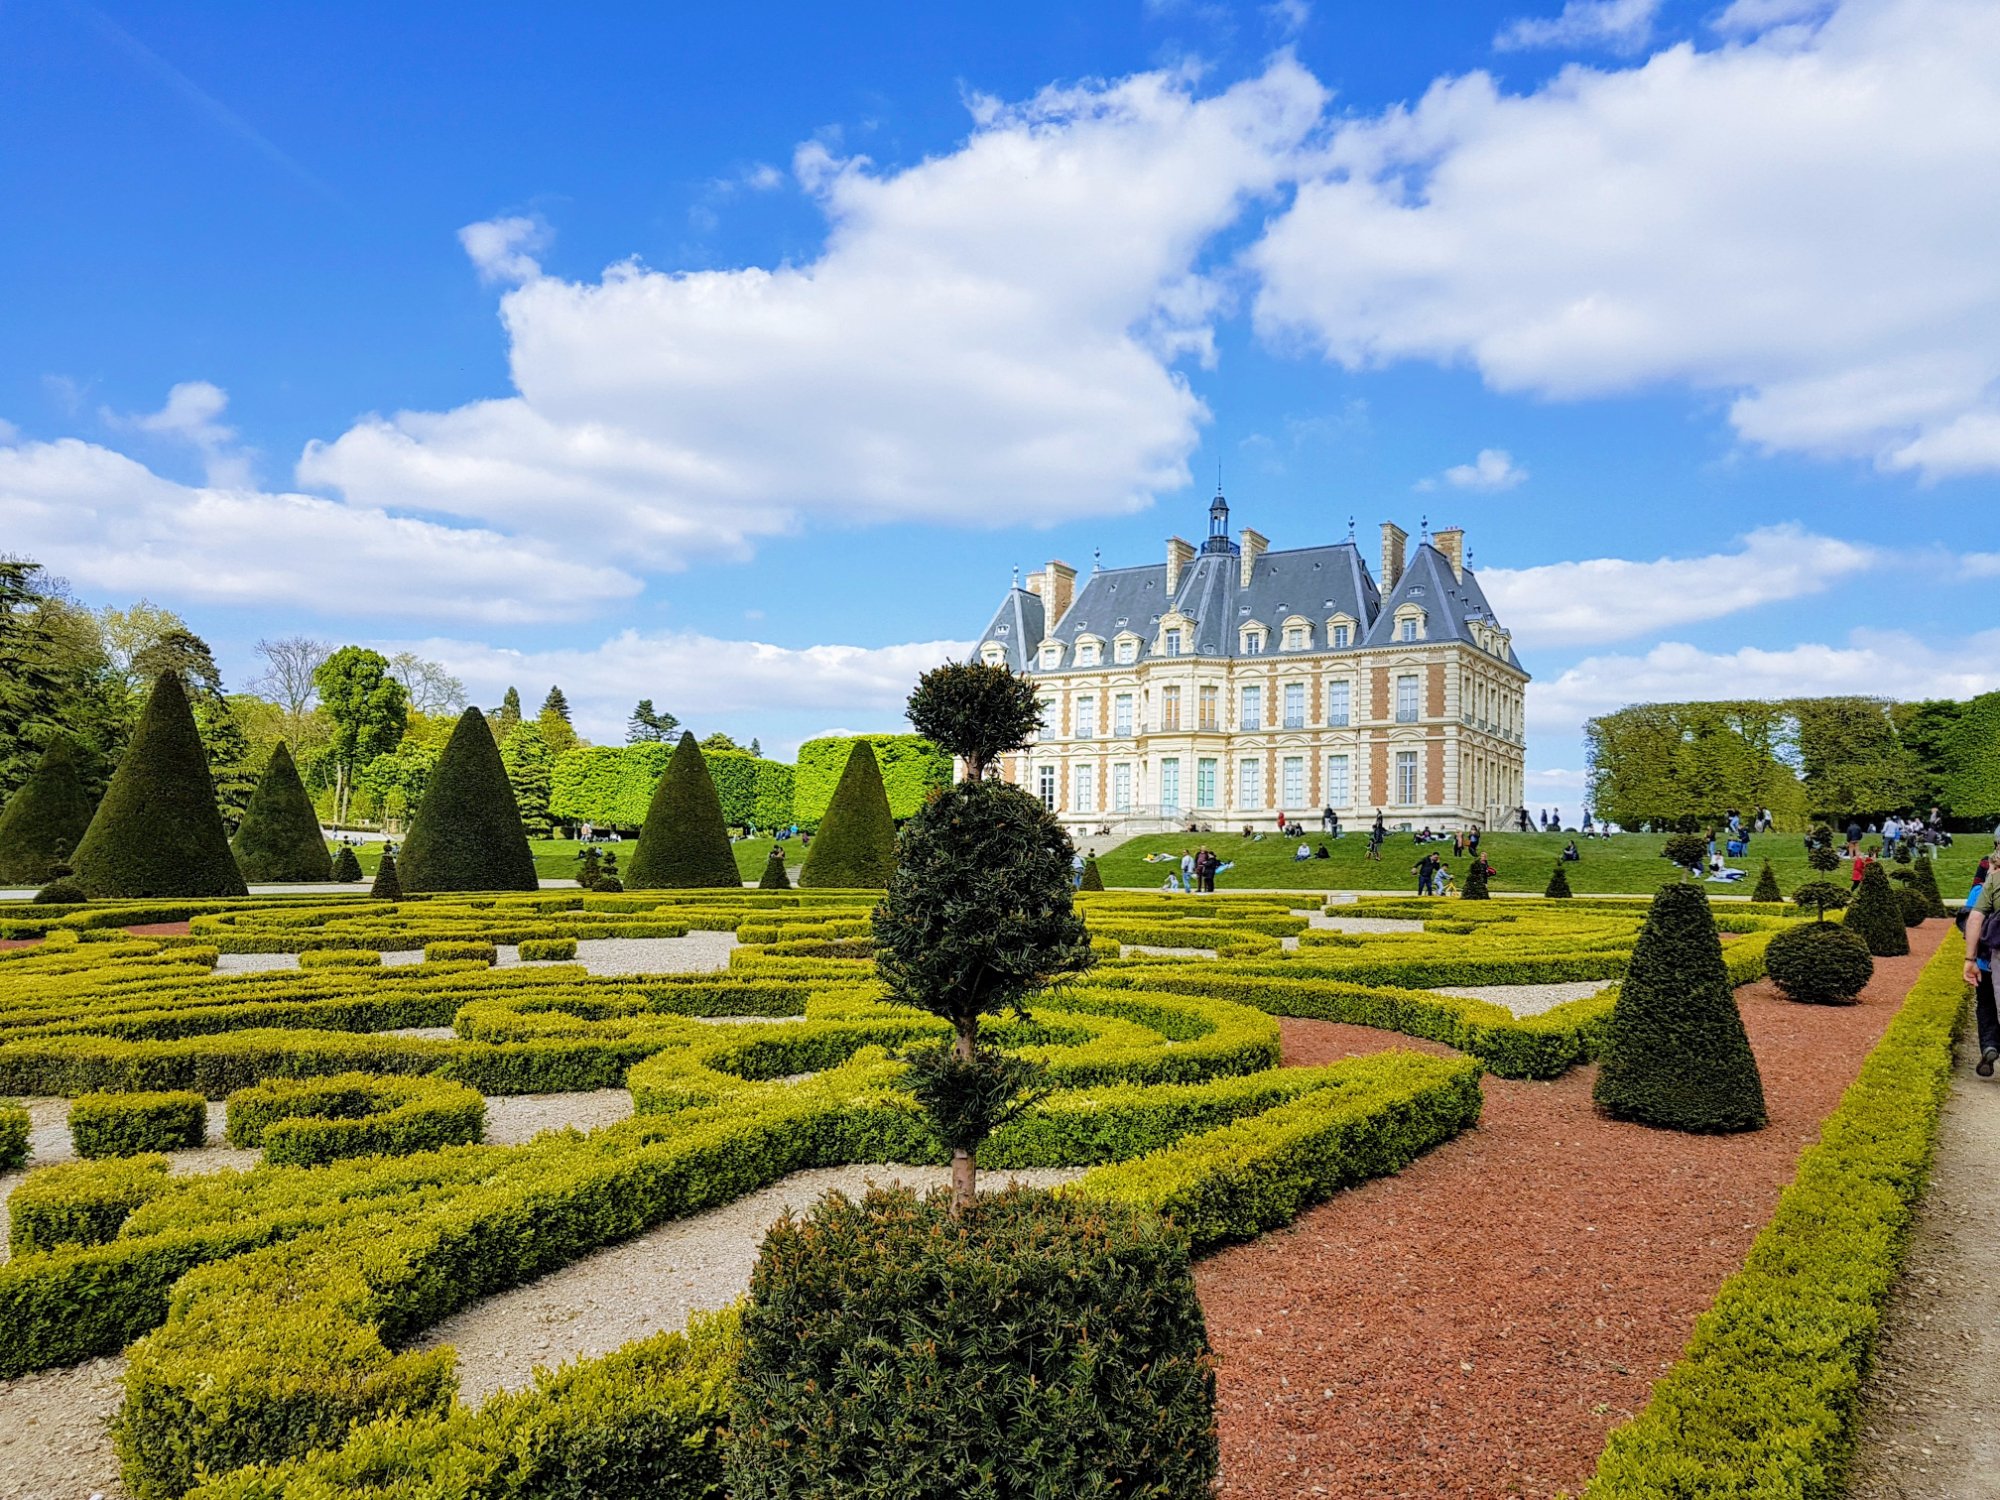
left=1394, top=605, right=1427, bottom=644
left=1240, top=626, right=1267, bottom=656
left=1333, top=625, right=1351, bottom=648
left=1075, top=637, right=1102, bottom=667
left=1283, top=625, right=1307, bottom=651
left=1114, top=635, right=1139, bottom=665
left=1039, top=643, right=1062, bottom=669
left=981, top=642, right=1006, bottom=666
left=1399, top=619, right=1418, bottom=643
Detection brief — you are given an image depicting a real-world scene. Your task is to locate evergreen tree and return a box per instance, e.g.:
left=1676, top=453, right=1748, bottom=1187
left=369, top=850, right=402, bottom=901
left=906, top=660, right=1044, bottom=779
left=1752, top=859, right=1782, bottom=903
left=699, top=731, right=743, bottom=754
left=399, top=707, right=538, bottom=892
left=541, top=685, right=571, bottom=722
left=627, top=732, right=741, bottom=889
left=626, top=698, right=678, bottom=744
left=1911, top=853, right=1949, bottom=918
left=230, top=744, right=334, bottom=882
left=758, top=844, right=792, bottom=889
left=0, top=736, right=94, bottom=884
left=800, top=740, right=898, bottom=888
left=1463, top=856, right=1493, bottom=899
left=1593, top=882, right=1766, bottom=1133
left=500, top=721, right=555, bottom=837
left=331, top=844, right=363, bottom=882
left=491, top=686, right=523, bottom=741
left=70, top=673, right=247, bottom=898
left=1543, top=860, right=1572, bottom=899
left=748, top=737, right=762, bottom=758
left=1080, top=854, right=1105, bottom=891
left=1845, top=860, right=1910, bottom=957
left=537, top=686, right=579, bottom=756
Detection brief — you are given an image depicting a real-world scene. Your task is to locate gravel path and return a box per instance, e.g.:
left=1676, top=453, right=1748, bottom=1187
left=482, top=1090, right=633, bottom=1144
left=219, top=932, right=738, bottom=977
left=419, top=1164, right=1087, bottom=1402
left=1848, top=1034, right=2000, bottom=1497
left=1428, top=979, right=1616, bottom=1017
left=0, top=1354, right=127, bottom=1500
left=1309, top=915, right=1425, bottom=934
left=1121, top=944, right=1218, bottom=959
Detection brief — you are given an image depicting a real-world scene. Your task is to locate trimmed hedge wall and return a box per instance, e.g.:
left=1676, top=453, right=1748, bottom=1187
left=792, top=734, right=949, bottom=827
left=70, top=1090, right=206, bottom=1158
left=552, top=742, right=795, bottom=831
left=0, top=1097, right=27, bottom=1168
left=296, top=948, right=381, bottom=970
left=9, top=1155, right=170, bottom=1255
left=519, top=936, right=578, bottom=961
left=225, top=1072, right=486, bottom=1165
left=424, top=940, right=496, bottom=965
left=0, top=735, right=95, bottom=885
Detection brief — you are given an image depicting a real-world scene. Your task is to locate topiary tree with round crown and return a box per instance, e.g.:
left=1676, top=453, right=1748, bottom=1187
left=905, top=659, right=1043, bottom=781
left=799, top=740, right=896, bottom=888
left=230, top=744, right=333, bottom=883
left=1593, top=881, right=1766, bottom=1133
left=70, top=673, right=247, bottom=898
left=399, top=707, right=537, bottom=892
left=627, top=732, right=741, bottom=889
left=0, top=735, right=94, bottom=885
left=1845, top=860, right=1909, bottom=956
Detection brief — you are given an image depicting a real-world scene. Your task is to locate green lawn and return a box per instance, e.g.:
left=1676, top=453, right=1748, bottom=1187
left=1090, top=828, right=1986, bottom=899
left=336, top=836, right=795, bottom=885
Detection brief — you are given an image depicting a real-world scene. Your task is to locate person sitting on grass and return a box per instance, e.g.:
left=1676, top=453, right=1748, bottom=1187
left=1294, top=840, right=1312, bottom=862
left=1562, top=839, right=1581, bottom=862
left=1314, top=842, right=1330, bottom=859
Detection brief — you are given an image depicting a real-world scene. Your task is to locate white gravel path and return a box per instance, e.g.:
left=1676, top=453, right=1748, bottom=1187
left=1121, top=944, right=1219, bottom=959
left=1427, top=980, right=1616, bottom=1017
left=1308, top=914, right=1426, bottom=934
left=482, top=1090, right=633, bottom=1144
left=218, top=932, right=739, bottom=978
left=419, top=1164, right=1088, bottom=1402
left=0, top=1353, right=127, bottom=1500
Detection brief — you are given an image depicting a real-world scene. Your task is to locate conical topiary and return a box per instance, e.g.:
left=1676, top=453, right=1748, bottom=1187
left=70, top=673, right=247, bottom=898
left=331, top=845, right=363, bottom=882
left=758, top=845, right=792, bottom=890
left=0, top=736, right=94, bottom=884
left=1593, top=882, right=1766, bottom=1133
left=230, top=744, right=334, bottom=883
left=1463, top=857, right=1492, bottom=900
left=399, top=708, right=538, bottom=892
left=1752, top=859, right=1782, bottom=904
left=370, top=850, right=402, bottom=900
left=1081, top=854, right=1105, bottom=892
left=1911, top=855, right=1948, bottom=918
left=799, top=740, right=897, bottom=889
left=1544, top=861, right=1572, bottom=898
left=628, top=732, right=741, bottom=889
left=1844, top=860, right=1909, bottom=957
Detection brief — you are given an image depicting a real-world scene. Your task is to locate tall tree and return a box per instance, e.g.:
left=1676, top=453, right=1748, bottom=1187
left=627, top=698, right=678, bottom=743
left=250, top=636, right=329, bottom=751
left=387, top=651, right=467, bottom=715
left=748, top=737, right=762, bottom=758
left=491, top=686, right=522, bottom=741
left=698, top=731, right=742, bottom=754
left=501, top=720, right=556, bottom=837
left=0, top=560, right=127, bottom=799
left=314, top=647, right=408, bottom=825
left=536, top=686, right=579, bottom=757
left=97, top=600, right=188, bottom=693
left=540, top=685, right=571, bottom=722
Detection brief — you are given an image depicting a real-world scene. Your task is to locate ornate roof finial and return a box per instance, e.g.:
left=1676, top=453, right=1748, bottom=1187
left=1011, top=565, right=1021, bottom=589
left=1093, top=546, right=1102, bottom=572
left=1347, top=515, right=1356, bottom=542
left=1420, top=513, right=1430, bottom=543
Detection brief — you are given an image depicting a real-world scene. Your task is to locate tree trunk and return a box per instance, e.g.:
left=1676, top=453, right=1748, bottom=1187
left=951, top=1020, right=977, bottom=1212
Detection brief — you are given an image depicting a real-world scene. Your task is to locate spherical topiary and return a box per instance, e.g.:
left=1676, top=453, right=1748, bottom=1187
left=32, top=878, right=86, bottom=905
left=799, top=741, right=897, bottom=889
left=0, top=736, right=95, bottom=884
left=399, top=708, right=538, bottom=893
left=758, top=845, right=791, bottom=890
left=69, top=673, right=247, bottom=899
left=627, top=732, right=741, bottom=890
left=229, top=744, right=333, bottom=883
left=1765, top=922, right=1873, bottom=1004
left=369, top=850, right=403, bottom=901
left=330, top=845, right=363, bottom=882
left=1895, top=885, right=1929, bottom=928
left=1080, top=854, right=1105, bottom=892
left=1845, top=860, right=1909, bottom=957
left=1544, top=861, right=1572, bottom=898
left=1593, top=882, right=1766, bottom=1133
left=724, top=1185, right=1217, bottom=1500
left=1752, top=859, right=1782, bottom=904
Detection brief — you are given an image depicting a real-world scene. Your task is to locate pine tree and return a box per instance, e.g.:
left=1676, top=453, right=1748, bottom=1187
left=1845, top=860, right=1910, bottom=957
left=370, top=849, right=402, bottom=900
left=758, top=844, right=792, bottom=889
left=1752, top=859, right=1782, bottom=903
left=399, top=707, right=538, bottom=892
left=800, top=741, right=898, bottom=888
left=541, top=685, right=571, bottom=722
left=627, top=698, right=678, bottom=744
left=69, top=673, right=247, bottom=897
left=230, top=744, right=334, bottom=882
left=491, top=687, right=522, bottom=741
left=0, top=736, right=95, bottom=884
left=749, top=737, right=762, bottom=758
left=627, top=732, right=742, bottom=888
left=1543, top=860, right=1572, bottom=898
left=1593, top=882, right=1766, bottom=1133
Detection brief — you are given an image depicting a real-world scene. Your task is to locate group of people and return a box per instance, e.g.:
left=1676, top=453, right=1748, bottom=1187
left=1159, top=847, right=1229, bottom=893
left=1843, top=809, right=1949, bottom=858
left=1410, top=848, right=1494, bottom=897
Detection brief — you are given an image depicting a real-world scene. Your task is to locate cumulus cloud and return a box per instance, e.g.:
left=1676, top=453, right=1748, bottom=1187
left=1711, top=0, right=1837, bottom=35
left=1431, top=448, right=1527, bottom=491
left=0, top=435, right=637, bottom=622
left=1495, top=0, right=1662, bottom=54
left=1252, top=0, right=2000, bottom=478
left=301, top=61, right=1328, bottom=566
left=459, top=216, right=550, bottom=285
left=1479, top=524, right=1874, bottom=647
left=108, top=379, right=254, bottom=487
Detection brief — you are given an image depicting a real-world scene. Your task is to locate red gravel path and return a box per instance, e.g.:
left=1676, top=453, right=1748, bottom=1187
left=124, top=922, right=192, bottom=936
left=1199, top=922, right=1948, bottom=1499
left=0, top=937, right=42, bottom=949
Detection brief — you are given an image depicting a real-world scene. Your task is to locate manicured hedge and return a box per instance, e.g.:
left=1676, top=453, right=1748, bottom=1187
left=792, top=733, right=950, bottom=826
left=229, top=745, right=333, bottom=883
left=519, top=936, right=578, bottom=961
left=225, top=1072, right=486, bottom=1165
left=796, top=740, right=896, bottom=889
left=627, top=734, right=742, bottom=890
left=424, top=939, right=496, bottom=965
left=398, top=708, right=538, bottom=893
left=551, top=742, right=796, bottom=832
left=0, top=1097, right=28, bottom=1168
left=70, top=1090, right=206, bottom=1158
left=0, top=734, right=95, bottom=885
left=9, top=1155, right=171, bottom=1255
left=296, top=948, right=382, bottom=970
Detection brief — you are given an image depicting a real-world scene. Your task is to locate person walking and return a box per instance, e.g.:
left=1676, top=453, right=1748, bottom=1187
left=1072, top=850, right=1086, bottom=890
left=1322, top=804, right=1336, bottom=833
left=1414, top=851, right=1438, bottom=897
left=1960, top=833, right=2000, bottom=1076
left=1198, top=847, right=1218, bottom=894
left=1179, top=848, right=1195, bottom=894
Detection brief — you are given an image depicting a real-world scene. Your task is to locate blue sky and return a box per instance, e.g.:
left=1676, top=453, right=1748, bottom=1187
left=4, top=0, right=1997, bottom=800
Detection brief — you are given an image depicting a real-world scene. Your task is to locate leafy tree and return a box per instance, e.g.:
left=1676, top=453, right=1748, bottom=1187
left=250, top=636, right=329, bottom=752
left=314, top=647, right=407, bottom=825
left=0, top=736, right=94, bottom=884
left=387, top=652, right=466, bottom=715
left=1663, top=833, right=1708, bottom=878
left=698, top=731, right=743, bottom=754
left=0, top=561, right=126, bottom=800
left=353, top=712, right=451, bottom=833
left=627, top=732, right=741, bottom=889
left=230, top=744, right=333, bottom=882
left=501, top=721, right=556, bottom=838
left=398, top=708, right=537, bottom=892
left=1793, top=696, right=1916, bottom=820
left=798, top=741, right=896, bottom=888
left=1790, top=881, right=1849, bottom=923
left=626, top=698, right=678, bottom=743
left=906, top=660, right=1043, bottom=780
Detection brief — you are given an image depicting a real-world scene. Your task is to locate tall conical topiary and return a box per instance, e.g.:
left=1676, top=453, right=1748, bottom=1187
left=230, top=744, right=333, bottom=882
left=1463, top=856, right=1492, bottom=900
left=1080, top=854, right=1105, bottom=892
left=1752, top=859, right=1782, bottom=904
left=1543, top=860, right=1572, bottom=898
left=1845, top=860, right=1909, bottom=957
left=1593, top=882, right=1766, bottom=1133
left=370, top=850, right=402, bottom=901
left=70, top=673, right=247, bottom=898
left=331, top=845, right=363, bottom=882
left=399, top=707, right=538, bottom=892
left=758, top=845, right=792, bottom=890
left=0, top=736, right=94, bottom=884
left=627, top=732, right=741, bottom=889
left=800, top=740, right=897, bottom=889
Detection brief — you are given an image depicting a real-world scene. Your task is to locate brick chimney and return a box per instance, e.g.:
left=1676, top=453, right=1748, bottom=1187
left=1434, top=526, right=1465, bottom=582
left=1238, top=528, right=1268, bottom=588
left=1380, top=522, right=1408, bottom=591
left=1041, top=560, right=1077, bottom=629
left=1166, top=536, right=1194, bottom=596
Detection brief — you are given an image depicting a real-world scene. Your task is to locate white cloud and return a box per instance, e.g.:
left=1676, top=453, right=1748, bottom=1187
left=1480, top=524, right=1874, bottom=647
left=1712, top=0, right=1836, bottom=36
left=0, top=436, right=637, bottom=622
left=1495, top=0, right=1662, bottom=54
left=1252, top=0, right=2000, bottom=478
left=0, top=417, right=16, bottom=444
left=1436, top=447, right=1527, bottom=490
left=301, top=61, right=1328, bottom=567
left=458, top=216, right=550, bottom=285
left=109, top=380, right=253, bottom=487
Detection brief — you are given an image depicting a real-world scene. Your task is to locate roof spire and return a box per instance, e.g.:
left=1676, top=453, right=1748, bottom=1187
left=1420, top=513, right=1430, bottom=543
left=1093, top=546, right=1102, bottom=572
left=1347, top=515, right=1356, bottom=542
left=1011, top=565, right=1020, bottom=589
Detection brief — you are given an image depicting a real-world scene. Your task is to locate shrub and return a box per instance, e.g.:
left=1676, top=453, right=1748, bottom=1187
left=229, top=745, right=333, bottom=883
left=799, top=741, right=898, bottom=889
left=1896, top=885, right=1929, bottom=927
left=758, top=846, right=791, bottom=890
left=1543, top=862, right=1573, bottom=899
left=0, top=1098, right=27, bottom=1169
left=297, top=949, right=383, bottom=969
left=1081, top=854, right=1107, bottom=892
left=1752, top=859, right=1782, bottom=903
left=424, top=940, right=497, bottom=965
left=0, top=735, right=95, bottom=884
left=1790, top=880, right=1848, bottom=922
left=724, top=1185, right=1217, bottom=1500
left=518, top=937, right=577, bottom=961
left=594, top=875, right=624, bottom=893
left=1846, top=861, right=1910, bottom=957
left=1593, top=883, right=1766, bottom=1133
left=369, top=850, right=403, bottom=901
left=1463, top=856, right=1493, bottom=900
left=330, top=845, right=363, bottom=882
left=627, top=733, right=742, bottom=889
left=1662, top=833, right=1708, bottom=877
left=33, top=878, right=86, bottom=905
left=8, top=1155, right=169, bottom=1254
left=69, top=1090, right=206, bottom=1158
left=70, top=674, right=248, bottom=899
left=1765, top=922, right=1873, bottom=1004
left=400, top=708, right=539, bottom=892
left=224, top=1072, right=485, bottom=1165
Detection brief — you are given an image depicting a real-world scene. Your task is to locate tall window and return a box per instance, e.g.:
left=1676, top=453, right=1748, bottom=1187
left=1239, top=685, right=1262, bottom=731
left=1281, top=756, right=1304, bottom=806
left=1164, top=627, right=1183, bottom=657
left=1112, top=762, right=1133, bottom=811
left=1325, top=753, right=1351, bottom=807
left=1076, top=695, right=1097, bottom=737
left=1036, top=765, right=1057, bottom=810
left=1113, top=693, right=1134, bottom=736
left=1282, top=681, right=1305, bottom=729
left=1238, top=758, right=1263, bottom=808
left=1198, top=685, right=1219, bottom=732
left=1394, top=750, right=1418, bottom=805
left=1395, top=675, right=1419, bottom=724
left=1195, top=757, right=1217, bottom=808
left=1073, top=764, right=1096, bottom=813
left=1326, top=679, right=1351, bottom=727
left=1040, top=644, right=1060, bottom=668
left=1160, top=757, right=1181, bottom=813
left=1161, top=685, right=1181, bottom=731
left=1332, top=623, right=1350, bottom=649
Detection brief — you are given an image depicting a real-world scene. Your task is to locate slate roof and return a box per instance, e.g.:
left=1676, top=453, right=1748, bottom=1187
left=974, top=587, right=1045, bottom=673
